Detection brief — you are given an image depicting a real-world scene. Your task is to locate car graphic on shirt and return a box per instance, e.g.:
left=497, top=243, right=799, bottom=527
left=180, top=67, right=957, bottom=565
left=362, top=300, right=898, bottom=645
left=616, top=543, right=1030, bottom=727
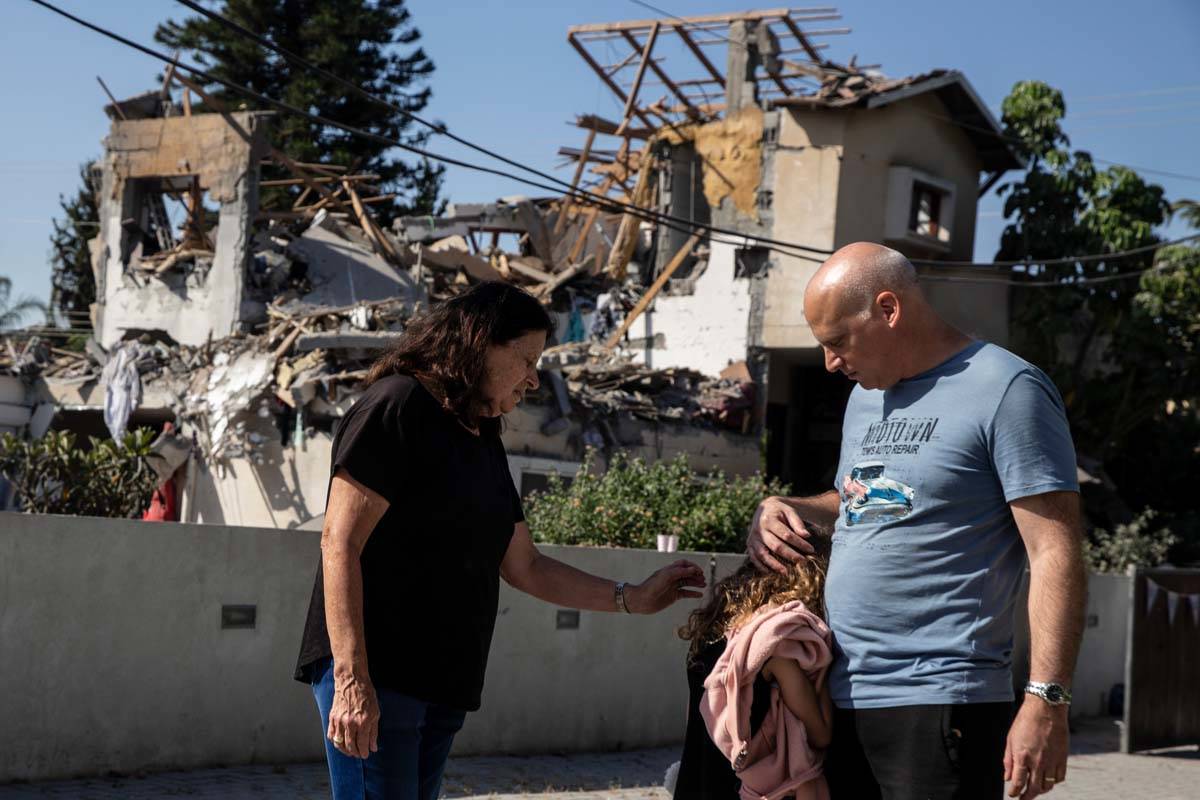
left=842, top=461, right=915, bottom=526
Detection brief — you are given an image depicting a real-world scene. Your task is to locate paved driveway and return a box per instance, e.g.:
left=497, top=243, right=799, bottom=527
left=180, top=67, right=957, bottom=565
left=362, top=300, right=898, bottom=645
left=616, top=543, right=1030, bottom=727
left=1, top=718, right=1195, bottom=799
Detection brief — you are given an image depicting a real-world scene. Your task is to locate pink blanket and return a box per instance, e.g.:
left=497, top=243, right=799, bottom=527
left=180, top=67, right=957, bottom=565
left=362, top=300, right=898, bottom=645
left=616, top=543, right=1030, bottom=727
left=699, top=600, right=833, bottom=800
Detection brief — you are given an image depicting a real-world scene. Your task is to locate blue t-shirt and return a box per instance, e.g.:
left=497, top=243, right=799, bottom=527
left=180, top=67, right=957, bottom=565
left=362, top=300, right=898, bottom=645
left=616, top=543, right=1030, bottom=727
left=825, top=341, right=1077, bottom=709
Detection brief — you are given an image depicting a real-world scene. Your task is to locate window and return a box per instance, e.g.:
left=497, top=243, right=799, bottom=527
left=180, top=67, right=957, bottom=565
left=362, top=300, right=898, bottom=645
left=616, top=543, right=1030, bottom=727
left=909, top=183, right=942, bottom=238
left=734, top=246, right=770, bottom=278
left=885, top=167, right=956, bottom=251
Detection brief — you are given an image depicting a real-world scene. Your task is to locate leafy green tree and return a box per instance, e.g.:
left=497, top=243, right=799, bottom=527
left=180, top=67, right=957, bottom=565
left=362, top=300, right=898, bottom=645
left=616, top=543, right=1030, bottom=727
left=0, top=429, right=159, bottom=518
left=997, top=80, right=1170, bottom=455
left=0, top=277, right=45, bottom=332
left=525, top=449, right=790, bottom=553
left=156, top=0, right=444, bottom=219
left=996, top=80, right=1200, bottom=565
left=48, top=162, right=100, bottom=326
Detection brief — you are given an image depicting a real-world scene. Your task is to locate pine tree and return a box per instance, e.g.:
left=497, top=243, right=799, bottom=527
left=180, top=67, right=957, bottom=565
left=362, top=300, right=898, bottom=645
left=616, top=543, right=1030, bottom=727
left=156, top=0, right=444, bottom=220
left=48, top=162, right=100, bottom=327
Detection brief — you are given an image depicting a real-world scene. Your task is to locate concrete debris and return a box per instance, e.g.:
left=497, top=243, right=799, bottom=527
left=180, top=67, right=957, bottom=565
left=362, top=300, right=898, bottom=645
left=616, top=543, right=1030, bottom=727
left=4, top=52, right=770, bottom=491
left=537, top=342, right=755, bottom=430
left=286, top=222, right=424, bottom=309
left=145, top=426, right=191, bottom=485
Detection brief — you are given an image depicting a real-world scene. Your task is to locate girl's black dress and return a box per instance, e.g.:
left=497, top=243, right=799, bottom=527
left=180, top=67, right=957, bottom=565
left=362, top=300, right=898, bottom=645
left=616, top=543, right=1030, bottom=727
left=673, top=638, right=771, bottom=799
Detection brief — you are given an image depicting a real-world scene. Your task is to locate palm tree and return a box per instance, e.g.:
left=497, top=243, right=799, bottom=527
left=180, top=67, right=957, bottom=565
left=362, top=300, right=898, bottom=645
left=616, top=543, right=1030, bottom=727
left=0, top=277, right=46, bottom=332
left=1172, top=199, right=1200, bottom=229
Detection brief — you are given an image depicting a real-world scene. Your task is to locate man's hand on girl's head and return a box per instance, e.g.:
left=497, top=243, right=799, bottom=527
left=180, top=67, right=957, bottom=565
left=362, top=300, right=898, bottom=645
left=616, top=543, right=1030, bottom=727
left=748, top=496, right=815, bottom=574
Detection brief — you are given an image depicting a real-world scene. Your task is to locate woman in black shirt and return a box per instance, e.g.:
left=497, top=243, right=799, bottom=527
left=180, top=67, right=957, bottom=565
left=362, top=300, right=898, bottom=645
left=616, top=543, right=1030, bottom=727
left=295, top=282, right=705, bottom=800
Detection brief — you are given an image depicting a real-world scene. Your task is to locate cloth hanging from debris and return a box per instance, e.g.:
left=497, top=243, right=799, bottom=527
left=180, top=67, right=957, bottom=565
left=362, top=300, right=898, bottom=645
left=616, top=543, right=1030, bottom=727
left=100, top=342, right=143, bottom=441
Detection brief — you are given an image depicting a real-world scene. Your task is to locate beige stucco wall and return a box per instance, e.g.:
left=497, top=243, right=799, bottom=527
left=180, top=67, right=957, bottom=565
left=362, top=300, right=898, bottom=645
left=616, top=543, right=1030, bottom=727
left=760, top=112, right=845, bottom=349
left=835, top=93, right=982, bottom=261
left=761, top=94, right=1009, bottom=351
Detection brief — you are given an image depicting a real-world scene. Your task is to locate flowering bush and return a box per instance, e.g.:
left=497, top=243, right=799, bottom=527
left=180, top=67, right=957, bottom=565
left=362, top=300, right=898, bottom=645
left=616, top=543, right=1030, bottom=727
left=1084, top=508, right=1177, bottom=574
left=525, top=449, right=789, bottom=553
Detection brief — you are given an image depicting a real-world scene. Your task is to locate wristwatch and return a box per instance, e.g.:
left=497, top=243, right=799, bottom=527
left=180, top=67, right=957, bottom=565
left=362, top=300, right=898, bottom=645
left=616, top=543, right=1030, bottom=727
left=614, top=581, right=632, bottom=614
left=1025, top=681, right=1072, bottom=706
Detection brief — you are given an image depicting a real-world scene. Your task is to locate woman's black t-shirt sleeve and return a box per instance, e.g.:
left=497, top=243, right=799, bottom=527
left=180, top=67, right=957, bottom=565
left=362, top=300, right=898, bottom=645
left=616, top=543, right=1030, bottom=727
left=331, top=380, right=413, bottom=504
left=496, top=437, right=526, bottom=524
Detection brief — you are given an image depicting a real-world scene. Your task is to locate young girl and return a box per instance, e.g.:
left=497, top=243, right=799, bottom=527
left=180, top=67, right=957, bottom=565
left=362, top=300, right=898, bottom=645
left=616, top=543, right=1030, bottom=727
left=672, top=540, right=833, bottom=800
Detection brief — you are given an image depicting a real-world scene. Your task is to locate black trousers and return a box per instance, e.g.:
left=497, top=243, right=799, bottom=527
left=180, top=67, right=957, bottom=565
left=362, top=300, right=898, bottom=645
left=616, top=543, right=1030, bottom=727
left=824, top=703, right=1013, bottom=800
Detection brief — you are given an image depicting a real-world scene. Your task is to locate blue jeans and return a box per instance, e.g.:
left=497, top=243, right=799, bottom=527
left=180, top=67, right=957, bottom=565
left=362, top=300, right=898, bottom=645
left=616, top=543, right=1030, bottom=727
left=311, top=657, right=467, bottom=800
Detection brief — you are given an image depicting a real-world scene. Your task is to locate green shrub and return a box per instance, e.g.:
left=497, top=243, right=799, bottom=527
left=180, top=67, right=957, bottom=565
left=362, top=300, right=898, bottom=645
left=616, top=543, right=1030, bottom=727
left=0, top=428, right=159, bottom=518
left=525, top=449, right=789, bottom=552
left=1084, top=508, right=1177, bottom=574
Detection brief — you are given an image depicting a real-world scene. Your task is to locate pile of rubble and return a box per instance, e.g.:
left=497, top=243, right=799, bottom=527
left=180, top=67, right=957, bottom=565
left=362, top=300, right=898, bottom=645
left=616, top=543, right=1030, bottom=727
left=539, top=343, right=755, bottom=432
left=2, top=61, right=761, bottom=464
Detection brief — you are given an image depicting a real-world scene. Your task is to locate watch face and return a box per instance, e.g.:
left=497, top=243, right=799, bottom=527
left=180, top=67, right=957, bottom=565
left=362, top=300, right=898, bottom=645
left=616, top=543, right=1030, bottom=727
left=1045, top=686, right=1065, bottom=703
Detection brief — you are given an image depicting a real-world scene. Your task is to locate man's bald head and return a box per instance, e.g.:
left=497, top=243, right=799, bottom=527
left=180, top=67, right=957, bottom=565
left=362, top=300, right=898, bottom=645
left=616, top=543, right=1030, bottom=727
left=806, top=242, right=920, bottom=320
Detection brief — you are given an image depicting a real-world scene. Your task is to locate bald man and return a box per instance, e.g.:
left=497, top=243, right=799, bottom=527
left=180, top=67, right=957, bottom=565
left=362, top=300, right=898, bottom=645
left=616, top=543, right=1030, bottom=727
left=747, top=243, right=1085, bottom=800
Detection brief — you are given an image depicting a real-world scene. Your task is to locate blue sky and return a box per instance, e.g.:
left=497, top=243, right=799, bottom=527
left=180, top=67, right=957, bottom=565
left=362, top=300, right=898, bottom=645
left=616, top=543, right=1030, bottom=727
left=2, top=0, right=1199, bottom=312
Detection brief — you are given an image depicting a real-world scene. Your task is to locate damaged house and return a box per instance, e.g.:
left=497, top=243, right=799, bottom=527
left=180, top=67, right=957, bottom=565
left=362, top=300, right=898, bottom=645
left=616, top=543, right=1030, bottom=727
left=398, top=8, right=1024, bottom=495
left=2, top=6, right=1022, bottom=525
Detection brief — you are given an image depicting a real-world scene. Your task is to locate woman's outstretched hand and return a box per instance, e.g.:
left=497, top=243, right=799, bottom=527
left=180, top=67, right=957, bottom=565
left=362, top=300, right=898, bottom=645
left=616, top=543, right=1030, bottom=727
left=628, top=559, right=707, bottom=613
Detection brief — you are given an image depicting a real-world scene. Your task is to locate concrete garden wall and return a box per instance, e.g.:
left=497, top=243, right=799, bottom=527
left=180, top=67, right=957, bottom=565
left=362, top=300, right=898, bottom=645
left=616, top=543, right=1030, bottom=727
left=0, top=512, right=743, bottom=782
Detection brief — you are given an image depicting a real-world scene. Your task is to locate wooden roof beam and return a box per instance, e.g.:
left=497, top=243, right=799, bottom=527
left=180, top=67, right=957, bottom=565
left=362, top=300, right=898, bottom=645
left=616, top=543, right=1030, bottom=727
left=781, top=15, right=824, bottom=63
left=619, top=28, right=699, bottom=117
left=568, top=8, right=839, bottom=35
left=572, top=114, right=654, bottom=140
left=568, top=33, right=656, bottom=130
left=616, top=22, right=661, bottom=136
left=675, top=25, right=725, bottom=89
left=572, top=14, right=842, bottom=42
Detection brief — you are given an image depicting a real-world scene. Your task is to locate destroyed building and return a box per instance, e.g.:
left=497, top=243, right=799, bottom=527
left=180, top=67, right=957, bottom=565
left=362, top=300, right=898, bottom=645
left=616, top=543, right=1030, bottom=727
left=395, top=8, right=1024, bottom=495
left=2, top=7, right=1023, bottom=525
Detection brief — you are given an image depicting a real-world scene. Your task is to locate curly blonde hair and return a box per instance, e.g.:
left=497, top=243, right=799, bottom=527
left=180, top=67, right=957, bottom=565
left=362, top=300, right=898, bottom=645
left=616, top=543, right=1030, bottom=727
left=678, top=532, right=830, bottom=663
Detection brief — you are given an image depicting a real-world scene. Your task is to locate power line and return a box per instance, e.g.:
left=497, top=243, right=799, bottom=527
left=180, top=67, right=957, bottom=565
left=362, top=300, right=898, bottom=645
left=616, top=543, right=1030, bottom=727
left=27, top=0, right=1200, bottom=284
left=1070, top=100, right=1200, bottom=118
left=171, top=2, right=587, bottom=204
left=28, top=0, right=837, bottom=263
left=167, top=0, right=1200, bottom=269
left=909, top=107, right=1200, bottom=185
left=1074, top=84, right=1200, bottom=103
left=167, top=0, right=833, bottom=258
left=909, top=233, right=1200, bottom=269
left=628, top=0, right=1200, bottom=187
left=919, top=255, right=1190, bottom=288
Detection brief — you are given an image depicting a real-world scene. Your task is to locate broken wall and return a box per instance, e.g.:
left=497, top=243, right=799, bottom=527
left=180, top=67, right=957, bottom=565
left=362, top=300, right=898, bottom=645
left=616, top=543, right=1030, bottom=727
left=96, top=112, right=271, bottom=348
left=503, top=402, right=760, bottom=478
left=632, top=240, right=754, bottom=376
left=660, top=105, right=764, bottom=223
left=184, top=427, right=332, bottom=530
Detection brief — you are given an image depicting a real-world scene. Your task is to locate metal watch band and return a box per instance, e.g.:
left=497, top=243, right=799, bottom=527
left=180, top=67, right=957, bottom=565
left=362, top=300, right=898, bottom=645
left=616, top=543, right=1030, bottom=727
left=1025, top=681, right=1072, bottom=706
left=615, top=581, right=631, bottom=614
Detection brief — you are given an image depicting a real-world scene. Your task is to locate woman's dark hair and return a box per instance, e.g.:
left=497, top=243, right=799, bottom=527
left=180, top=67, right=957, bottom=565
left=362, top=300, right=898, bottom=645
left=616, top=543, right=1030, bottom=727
left=365, top=282, right=554, bottom=425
